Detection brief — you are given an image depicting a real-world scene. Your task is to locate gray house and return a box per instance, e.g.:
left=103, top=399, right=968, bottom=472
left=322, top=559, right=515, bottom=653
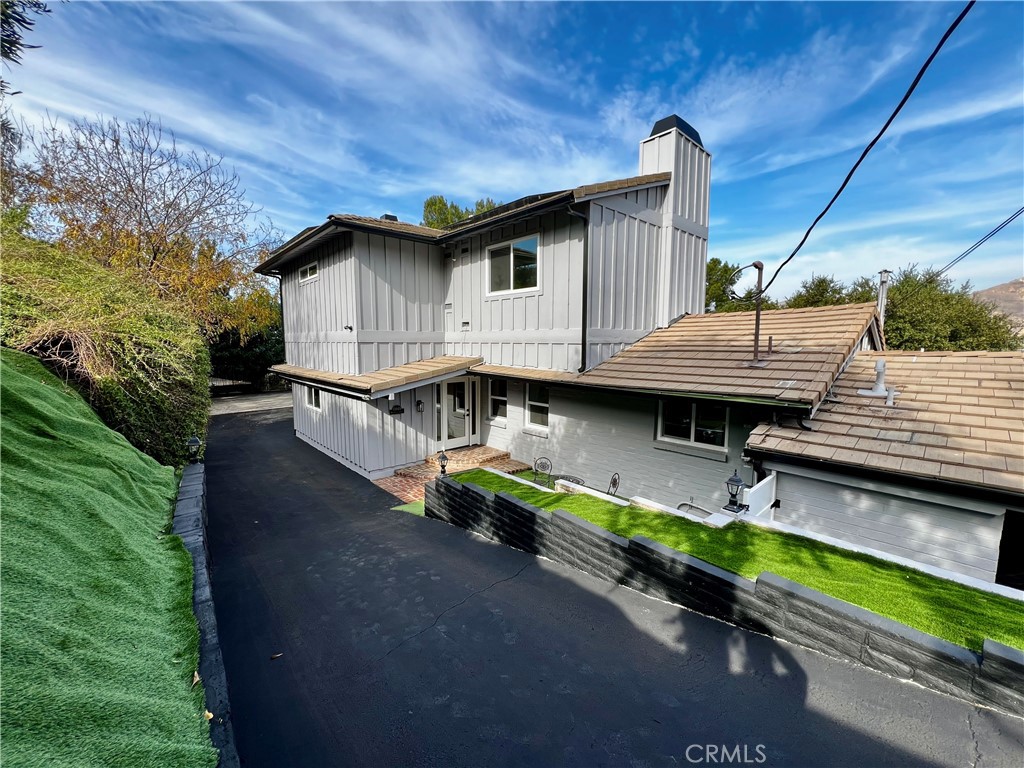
left=256, top=115, right=1023, bottom=587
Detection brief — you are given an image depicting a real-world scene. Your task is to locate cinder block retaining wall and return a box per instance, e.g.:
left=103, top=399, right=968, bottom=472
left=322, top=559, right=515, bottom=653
left=425, top=477, right=1024, bottom=717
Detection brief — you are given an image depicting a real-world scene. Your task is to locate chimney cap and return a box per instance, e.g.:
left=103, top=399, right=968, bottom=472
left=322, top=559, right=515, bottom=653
left=380, top=213, right=399, bottom=222
left=649, top=115, right=704, bottom=148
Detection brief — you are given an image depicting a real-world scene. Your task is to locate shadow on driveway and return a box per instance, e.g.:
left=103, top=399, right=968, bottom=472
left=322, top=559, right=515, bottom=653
left=205, top=410, right=1023, bottom=768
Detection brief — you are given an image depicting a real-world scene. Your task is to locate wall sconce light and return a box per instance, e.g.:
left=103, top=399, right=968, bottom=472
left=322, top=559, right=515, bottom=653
left=723, top=468, right=749, bottom=513
left=186, top=435, right=202, bottom=464
left=438, top=450, right=449, bottom=476
left=416, top=400, right=425, bottom=413
left=389, top=404, right=405, bottom=415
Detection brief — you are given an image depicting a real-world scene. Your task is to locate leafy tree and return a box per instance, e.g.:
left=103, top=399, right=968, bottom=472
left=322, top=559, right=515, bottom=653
left=785, top=274, right=849, bottom=309
left=19, top=115, right=279, bottom=338
left=209, top=290, right=285, bottom=390
left=780, top=266, right=1019, bottom=351
left=421, top=195, right=498, bottom=228
left=704, top=256, right=780, bottom=313
left=1, top=0, right=50, bottom=99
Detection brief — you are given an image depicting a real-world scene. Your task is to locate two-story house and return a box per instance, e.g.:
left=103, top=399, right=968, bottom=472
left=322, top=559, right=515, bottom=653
left=256, top=115, right=711, bottom=478
left=256, top=115, right=1022, bottom=589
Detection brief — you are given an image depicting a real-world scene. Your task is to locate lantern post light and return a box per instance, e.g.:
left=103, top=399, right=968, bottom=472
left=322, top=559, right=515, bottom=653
left=186, top=435, right=202, bottom=464
left=723, top=468, right=748, bottom=513
left=438, top=450, right=449, bottom=476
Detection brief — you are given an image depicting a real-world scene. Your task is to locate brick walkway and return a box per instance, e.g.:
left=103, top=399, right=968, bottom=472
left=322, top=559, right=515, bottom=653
left=374, top=446, right=530, bottom=503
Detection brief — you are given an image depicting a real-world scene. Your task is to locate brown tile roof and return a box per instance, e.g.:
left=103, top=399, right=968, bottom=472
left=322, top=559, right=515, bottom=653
left=572, top=172, right=671, bottom=200
left=328, top=214, right=443, bottom=239
left=577, top=303, right=880, bottom=408
left=470, top=364, right=579, bottom=383
left=271, top=355, right=482, bottom=396
left=747, top=350, right=1024, bottom=494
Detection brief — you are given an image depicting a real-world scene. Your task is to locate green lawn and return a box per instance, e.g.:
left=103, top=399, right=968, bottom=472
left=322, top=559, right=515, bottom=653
left=0, top=349, right=217, bottom=768
left=454, top=469, right=1024, bottom=652
left=391, top=500, right=425, bottom=516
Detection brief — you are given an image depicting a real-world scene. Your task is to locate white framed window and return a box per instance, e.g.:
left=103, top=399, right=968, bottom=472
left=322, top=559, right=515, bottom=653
left=299, top=262, right=319, bottom=283
left=305, top=386, right=321, bottom=410
left=488, top=235, right=539, bottom=294
left=657, top=399, right=728, bottom=449
left=488, top=379, right=508, bottom=422
left=526, top=383, right=549, bottom=429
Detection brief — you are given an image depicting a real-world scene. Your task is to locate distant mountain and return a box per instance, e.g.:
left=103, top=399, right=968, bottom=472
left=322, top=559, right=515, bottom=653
left=974, top=278, right=1024, bottom=333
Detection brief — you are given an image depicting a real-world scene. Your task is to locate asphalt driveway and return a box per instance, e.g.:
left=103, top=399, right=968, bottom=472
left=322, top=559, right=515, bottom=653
left=206, top=408, right=1023, bottom=768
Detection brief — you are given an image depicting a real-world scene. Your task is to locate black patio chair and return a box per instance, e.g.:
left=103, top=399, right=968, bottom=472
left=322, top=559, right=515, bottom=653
left=533, top=456, right=552, bottom=487
left=607, top=473, right=620, bottom=496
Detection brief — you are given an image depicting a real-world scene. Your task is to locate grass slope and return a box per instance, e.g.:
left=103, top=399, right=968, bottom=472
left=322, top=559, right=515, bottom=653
left=454, top=469, right=1024, bottom=652
left=0, top=349, right=217, bottom=768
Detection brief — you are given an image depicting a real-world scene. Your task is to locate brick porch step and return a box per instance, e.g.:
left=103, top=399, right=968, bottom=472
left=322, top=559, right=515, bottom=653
left=424, top=445, right=510, bottom=470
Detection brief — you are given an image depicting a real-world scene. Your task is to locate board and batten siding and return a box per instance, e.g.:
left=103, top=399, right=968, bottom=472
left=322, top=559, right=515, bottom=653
left=444, top=210, right=584, bottom=372
left=354, top=232, right=446, bottom=373
left=586, top=192, right=663, bottom=367
left=765, top=463, right=1005, bottom=582
left=481, top=382, right=755, bottom=510
left=293, top=383, right=439, bottom=479
left=282, top=233, right=361, bottom=374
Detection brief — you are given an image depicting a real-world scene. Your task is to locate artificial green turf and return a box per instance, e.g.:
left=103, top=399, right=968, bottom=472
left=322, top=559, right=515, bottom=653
left=455, top=469, right=1024, bottom=652
left=391, top=500, right=425, bottom=516
left=0, top=349, right=217, bottom=768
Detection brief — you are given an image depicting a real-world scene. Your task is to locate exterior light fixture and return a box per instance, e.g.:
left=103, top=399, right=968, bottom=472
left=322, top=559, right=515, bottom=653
left=186, top=435, right=202, bottom=464
left=438, top=450, right=449, bottom=476
left=723, top=468, right=748, bottom=513
left=416, top=400, right=425, bottom=413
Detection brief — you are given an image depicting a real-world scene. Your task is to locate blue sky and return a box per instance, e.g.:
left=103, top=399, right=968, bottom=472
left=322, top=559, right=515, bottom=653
left=9, top=1, right=1023, bottom=297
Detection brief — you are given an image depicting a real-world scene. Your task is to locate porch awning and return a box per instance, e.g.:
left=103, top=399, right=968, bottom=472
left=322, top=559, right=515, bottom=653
left=271, top=355, right=483, bottom=400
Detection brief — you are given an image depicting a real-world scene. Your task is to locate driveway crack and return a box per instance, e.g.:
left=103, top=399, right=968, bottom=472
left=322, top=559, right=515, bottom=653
left=967, top=710, right=981, bottom=768
left=374, top=561, right=533, bottom=663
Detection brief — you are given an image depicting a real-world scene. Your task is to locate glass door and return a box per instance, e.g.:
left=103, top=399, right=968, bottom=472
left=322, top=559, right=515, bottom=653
left=444, top=378, right=471, bottom=449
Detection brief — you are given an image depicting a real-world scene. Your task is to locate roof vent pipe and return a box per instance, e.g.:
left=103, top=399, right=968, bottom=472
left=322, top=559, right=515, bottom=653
left=877, top=269, right=892, bottom=330
left=857, top=358, right=900, bottom=399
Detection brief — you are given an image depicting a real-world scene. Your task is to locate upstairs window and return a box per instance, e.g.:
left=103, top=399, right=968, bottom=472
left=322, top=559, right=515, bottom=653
left=305, top=386, right=321, bottom=410
left=489, top=379, right=508, bottom=421
left=527, top=384, right=549, bottom=428
left=299, top=262, right=319, bottom=283
left=488, top=236, right=538, bottom=293
left=658, top=399, right=728, bottom=449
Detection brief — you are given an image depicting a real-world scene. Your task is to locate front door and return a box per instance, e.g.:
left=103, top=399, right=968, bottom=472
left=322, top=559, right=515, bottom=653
left=443, top=377, right=477, bottom=449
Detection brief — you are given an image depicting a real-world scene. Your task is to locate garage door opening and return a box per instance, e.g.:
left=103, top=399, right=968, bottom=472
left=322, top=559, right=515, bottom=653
left=995, top=510, right=1023, bottom=590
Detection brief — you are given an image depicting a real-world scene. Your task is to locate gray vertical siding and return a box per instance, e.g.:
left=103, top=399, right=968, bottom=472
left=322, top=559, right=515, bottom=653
left=766, top=465, right=1005, bottom=582
left=292, top=383, right=438, bottom=478
left=282, top=233, right=360, bottom=373
left=354, top=232, right=446, bottom=372
left=444, top=210, right=584, bottom=371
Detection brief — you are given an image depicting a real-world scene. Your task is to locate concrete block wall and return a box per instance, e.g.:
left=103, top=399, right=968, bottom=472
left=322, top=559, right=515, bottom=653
left=425, top=476, right=1024, bottom=717
left=172, top=464, right=240, bottom=768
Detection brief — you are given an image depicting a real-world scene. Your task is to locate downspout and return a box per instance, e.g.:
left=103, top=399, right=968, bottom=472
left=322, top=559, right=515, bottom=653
left=567, top=204, right=589, bottom=373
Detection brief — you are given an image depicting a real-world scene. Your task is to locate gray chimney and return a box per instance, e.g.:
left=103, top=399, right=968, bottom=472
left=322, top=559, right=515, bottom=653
left=380, top=213, right=398, bottom=222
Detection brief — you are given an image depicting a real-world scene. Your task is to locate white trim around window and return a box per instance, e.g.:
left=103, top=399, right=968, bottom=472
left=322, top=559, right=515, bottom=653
left=298, top=261, right=319, bottom=283
left=488, top=378, right=508, bottom=425
left=486, top=234, right=540, bottom=295
left=657, top=399, right=728, bottom=451
left=304, top=386, right=321, bottom=410
left=526, top=383, right=550, bottom=431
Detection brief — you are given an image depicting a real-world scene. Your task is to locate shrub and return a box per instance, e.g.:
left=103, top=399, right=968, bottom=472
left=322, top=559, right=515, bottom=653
left=1, top=226, right=210, bottom=465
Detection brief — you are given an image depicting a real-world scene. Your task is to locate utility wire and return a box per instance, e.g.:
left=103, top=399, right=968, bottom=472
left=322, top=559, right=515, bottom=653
left=757, top=0, right=977, bottom=298
left=892, top=206, right=1024, bottom=306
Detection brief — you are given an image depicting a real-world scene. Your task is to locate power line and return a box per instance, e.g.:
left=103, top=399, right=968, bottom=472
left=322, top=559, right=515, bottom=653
left=893, top=206, right=1024, bottom=306
left=757, top=0, right=977, bottom=298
